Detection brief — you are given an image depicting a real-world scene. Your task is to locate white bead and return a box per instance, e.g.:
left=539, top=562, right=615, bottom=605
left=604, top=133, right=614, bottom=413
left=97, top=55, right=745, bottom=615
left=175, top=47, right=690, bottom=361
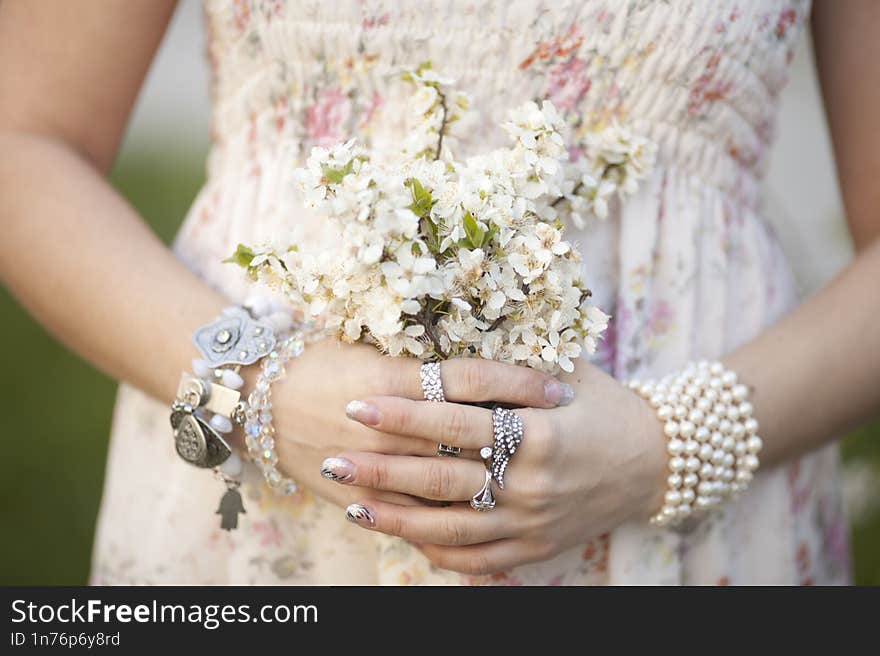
left=669, top=457, right=686, bottom=472
left=662, top=506, right=677, bottom=520
left=696, top=397, right=712, bottom=413
left=719, top=419, right=733, bottom=435
left=685, top=457, right=701, bottom=473
left=667, top=439, right=684, bottom=456
left=667, top=473, right=683, bottom=489
left=698, top=481, right=714, bottom=496
left=669, top=383, right=684, bottom=396
left=732, top=384, right=749, bottom=402
left=747, top=435, right=763, bottom=454
left=219, top=451, right=242, bottom=477
left=699, top=463, right=715, bottom=479
left=736, top=470, right=753, bottom=484
left=704, top=388, right=719, bottom=404
left=710, top=431, right=724, bottom=448
left=743, top=454, right=759, bottom=471
left=722, top=468, right=735, bottom=482
left=657, top=405, right=674, bottom=421
left=711, top=449, right=726, bottom=465
left=664, top=421, right=680, bottom=438
left=209, top=414, right=233, bottom=434
left=192, top=358, right=212, bottom=378
left=683, top=473, right=699, bottom=488
left=665, top=490, right=682, bottom=506
left=649, top=393, right=665, bottom=408
left=688, top=408, right=705, bottom=424
left=721, top=371, right=737, bottom=388
left=709, top=362, right=724, bottom=376
left=681, top=488, right=695, bottom=504
left=734, top=441, right=747, bottom=456
left=714, top=465, right=726, bottom=479
left=738, top=401, right=753, bottom=418
left=720, top=390, right=733, bottom=405
left=712, top=403, right=726, bottom=418
left=731, top=422, right=746, bottom=440
left=726, top=404, right=740, bottom=421
left=682, top=440, right=697, bottom=457
left=639, top=384, right=653, bottom=398
left=744, top=418, right=759, bottom=435
left=679, top=394, right=695, bottom=408
left=679, top=420, right=695, bottom=439
left=722, top=453, right=735, bottom=468
left=705, top=414, right=720, bottom=430
left=721, top=436, right=736, bottom=452
left=694, top=426, right=710, bottom=443
left=677, top=503, right=693, bottom=519
left=628, top=380, right=641, bottom=390
left=696, top=496, right=712, bottom=509
left=698, top=444, right=714, bottom=461
left=665, top=393, right=679, bottom=406
left=709, top=377, right=723, bottom=390
left=674, top=405, right=688, bottom=420
left=221, top=369, right=244, bottom=389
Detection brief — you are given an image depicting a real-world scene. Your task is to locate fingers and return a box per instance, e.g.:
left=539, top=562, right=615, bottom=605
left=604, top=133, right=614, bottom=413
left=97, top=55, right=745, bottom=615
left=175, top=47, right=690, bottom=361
left=345, top=396, right=494, bottom=450
left=322, top=452, right=487, bottom=501
left=342, top=499, right=515, bottom=545
left=381, top=357, right=574, bottom=408
left=417, top=540, right=551, bottom=576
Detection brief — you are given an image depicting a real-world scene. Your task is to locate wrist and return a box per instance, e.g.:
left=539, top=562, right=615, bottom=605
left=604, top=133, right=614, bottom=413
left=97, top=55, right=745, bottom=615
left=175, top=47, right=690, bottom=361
left=631, top=390, right=669, bottom=521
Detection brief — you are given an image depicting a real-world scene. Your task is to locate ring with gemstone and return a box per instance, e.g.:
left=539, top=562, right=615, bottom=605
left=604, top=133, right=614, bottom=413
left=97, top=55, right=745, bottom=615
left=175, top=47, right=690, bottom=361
left=419, top=362, right=462, bottom=457
left=490, top=407, right=524, bottom=490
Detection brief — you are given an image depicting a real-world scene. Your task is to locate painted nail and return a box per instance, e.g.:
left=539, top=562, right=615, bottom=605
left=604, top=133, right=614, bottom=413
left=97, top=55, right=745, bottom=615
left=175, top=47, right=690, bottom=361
left=345, top=400, right=381, bottom=425
left=544, top=380, right=575, bottom=406
left=321, top=457, right=355, bottom=483
left=345, top=503, right=375, bottom=526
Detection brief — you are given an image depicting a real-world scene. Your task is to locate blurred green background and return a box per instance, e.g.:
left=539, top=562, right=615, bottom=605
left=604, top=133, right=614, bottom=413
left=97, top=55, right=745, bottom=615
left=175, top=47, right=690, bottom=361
left=0, top=146, right=879, bottom=585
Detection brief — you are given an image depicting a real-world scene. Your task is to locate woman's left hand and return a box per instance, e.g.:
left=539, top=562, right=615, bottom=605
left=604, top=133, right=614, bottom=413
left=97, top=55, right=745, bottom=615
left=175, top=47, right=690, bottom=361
left=321, top=362, right=668, bottom=575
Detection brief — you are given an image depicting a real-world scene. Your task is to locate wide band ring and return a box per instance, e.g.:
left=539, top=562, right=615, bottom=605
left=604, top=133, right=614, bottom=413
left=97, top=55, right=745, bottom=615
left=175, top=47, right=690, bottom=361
left=419, top=362, right=462, bottom=457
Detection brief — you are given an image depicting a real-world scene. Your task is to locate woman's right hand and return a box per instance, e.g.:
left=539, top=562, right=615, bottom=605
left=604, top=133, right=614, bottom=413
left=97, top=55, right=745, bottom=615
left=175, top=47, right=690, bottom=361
left=269, top=338, right=574, bottom=511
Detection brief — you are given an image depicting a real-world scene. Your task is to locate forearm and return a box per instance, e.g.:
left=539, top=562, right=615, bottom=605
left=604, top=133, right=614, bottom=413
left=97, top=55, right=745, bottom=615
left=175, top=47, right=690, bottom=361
left=0, top=130, right=227, bottom=403
left=724, top=238, right=880, bottom=467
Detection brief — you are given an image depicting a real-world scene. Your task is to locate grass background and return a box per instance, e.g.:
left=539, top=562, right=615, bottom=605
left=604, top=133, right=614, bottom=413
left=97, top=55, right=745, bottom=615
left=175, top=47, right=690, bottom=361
left=1, top=146, right=878, bottom=585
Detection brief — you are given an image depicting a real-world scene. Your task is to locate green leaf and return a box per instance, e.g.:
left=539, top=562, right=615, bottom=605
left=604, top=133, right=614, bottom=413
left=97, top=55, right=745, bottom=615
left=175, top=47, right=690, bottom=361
left=405, top=177, right=434, bottom=217
left=224, top=244, right=256, bottom=268
left=462, top=211, right=486, bottom=249
left=321, top=159, right=355, bottom=184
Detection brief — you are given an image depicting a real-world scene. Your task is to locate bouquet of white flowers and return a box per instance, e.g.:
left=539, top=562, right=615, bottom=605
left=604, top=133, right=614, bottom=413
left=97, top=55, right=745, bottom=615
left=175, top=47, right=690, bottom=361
left=228, top=63, right=654, bottom=374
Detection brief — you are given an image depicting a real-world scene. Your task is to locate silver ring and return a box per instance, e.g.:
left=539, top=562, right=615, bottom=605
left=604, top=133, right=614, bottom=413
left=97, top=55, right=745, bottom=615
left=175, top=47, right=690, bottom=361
left=470, top=446, right=496, bottom=511
left=419, top=362, right=462, bottom=457
left=490, top=407, right=523, bottom=490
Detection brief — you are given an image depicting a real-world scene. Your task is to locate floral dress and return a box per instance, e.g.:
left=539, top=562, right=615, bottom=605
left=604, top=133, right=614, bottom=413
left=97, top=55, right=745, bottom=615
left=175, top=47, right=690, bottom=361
left=90, top=0, right=850, bottom=585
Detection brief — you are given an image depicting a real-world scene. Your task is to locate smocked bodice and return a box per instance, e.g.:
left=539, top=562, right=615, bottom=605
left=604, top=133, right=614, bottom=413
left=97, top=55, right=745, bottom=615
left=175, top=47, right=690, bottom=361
left=203, top=0, right=809, bottom=209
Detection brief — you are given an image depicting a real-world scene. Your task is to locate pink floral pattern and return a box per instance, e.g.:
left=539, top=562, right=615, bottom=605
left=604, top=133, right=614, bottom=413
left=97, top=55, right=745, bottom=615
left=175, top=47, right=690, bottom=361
left=90, top=0, right=850, bottom=585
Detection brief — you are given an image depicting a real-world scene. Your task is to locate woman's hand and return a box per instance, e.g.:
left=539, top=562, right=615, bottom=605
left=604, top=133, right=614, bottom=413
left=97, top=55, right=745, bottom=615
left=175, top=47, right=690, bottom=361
left=269, top=338, right=575, bottom=513
left=322, top=361, right=667, bottom=575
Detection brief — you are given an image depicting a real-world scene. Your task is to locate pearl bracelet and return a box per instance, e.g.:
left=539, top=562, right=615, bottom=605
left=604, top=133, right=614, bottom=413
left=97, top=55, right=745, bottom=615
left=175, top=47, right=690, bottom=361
left=628, top=360, right=763, bottom=528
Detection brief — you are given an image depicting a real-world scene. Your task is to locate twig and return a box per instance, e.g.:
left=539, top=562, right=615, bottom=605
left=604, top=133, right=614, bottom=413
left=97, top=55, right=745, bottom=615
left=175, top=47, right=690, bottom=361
left=434, top=89, right=449, bottom=161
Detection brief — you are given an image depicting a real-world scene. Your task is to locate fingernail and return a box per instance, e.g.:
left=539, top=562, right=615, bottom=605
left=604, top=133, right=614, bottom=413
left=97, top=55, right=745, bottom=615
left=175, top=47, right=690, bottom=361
left=321, top=457, right=355, bottom=483
left=345, top=503, right=375, bottom=526
left=544, top=380, right=575, bottom=406
left=345, top=400, right=381, bottom=425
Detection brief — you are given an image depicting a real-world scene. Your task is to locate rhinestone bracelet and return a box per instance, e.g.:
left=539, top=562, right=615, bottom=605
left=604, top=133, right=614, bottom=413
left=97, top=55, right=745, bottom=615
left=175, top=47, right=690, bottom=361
left=628, top=360, right=763, bottom=528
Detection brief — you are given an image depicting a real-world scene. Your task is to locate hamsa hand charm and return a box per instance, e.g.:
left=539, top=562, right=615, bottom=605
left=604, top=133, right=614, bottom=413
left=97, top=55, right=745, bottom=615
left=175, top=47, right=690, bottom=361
left=170, top=408, right=232, bottom=469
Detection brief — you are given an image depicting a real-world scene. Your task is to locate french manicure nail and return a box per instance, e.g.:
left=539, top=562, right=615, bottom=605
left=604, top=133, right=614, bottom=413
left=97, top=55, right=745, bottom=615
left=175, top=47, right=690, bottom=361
left=345, top=503, right=375, bottom=526
left=544, top=380, right=575, bottom=406
left=321, top=457, right=355, bottom=483
left=345, top=400, right=381, bottom=425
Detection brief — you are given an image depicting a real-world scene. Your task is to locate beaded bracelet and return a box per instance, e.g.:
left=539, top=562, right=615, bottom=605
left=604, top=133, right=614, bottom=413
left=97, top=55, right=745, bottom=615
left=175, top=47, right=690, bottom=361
left=628, top=360, right=763, bottom=528
left=241, top=330, right=308, bottom=497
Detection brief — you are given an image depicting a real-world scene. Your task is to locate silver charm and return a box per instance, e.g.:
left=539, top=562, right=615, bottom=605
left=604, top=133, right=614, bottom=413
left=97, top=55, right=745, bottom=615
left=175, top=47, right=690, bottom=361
left=470, top=447, right=497, bottom=511
left=170, top=404, right=232, bottom=468
left=193, top=313, right=276, bottom=367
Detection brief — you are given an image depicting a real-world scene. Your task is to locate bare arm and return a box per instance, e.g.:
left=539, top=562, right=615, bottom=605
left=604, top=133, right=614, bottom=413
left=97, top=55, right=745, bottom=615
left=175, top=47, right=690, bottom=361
left=723, top=2, right=880, bottom=466
left=0, top=0, right=226, bottom=403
